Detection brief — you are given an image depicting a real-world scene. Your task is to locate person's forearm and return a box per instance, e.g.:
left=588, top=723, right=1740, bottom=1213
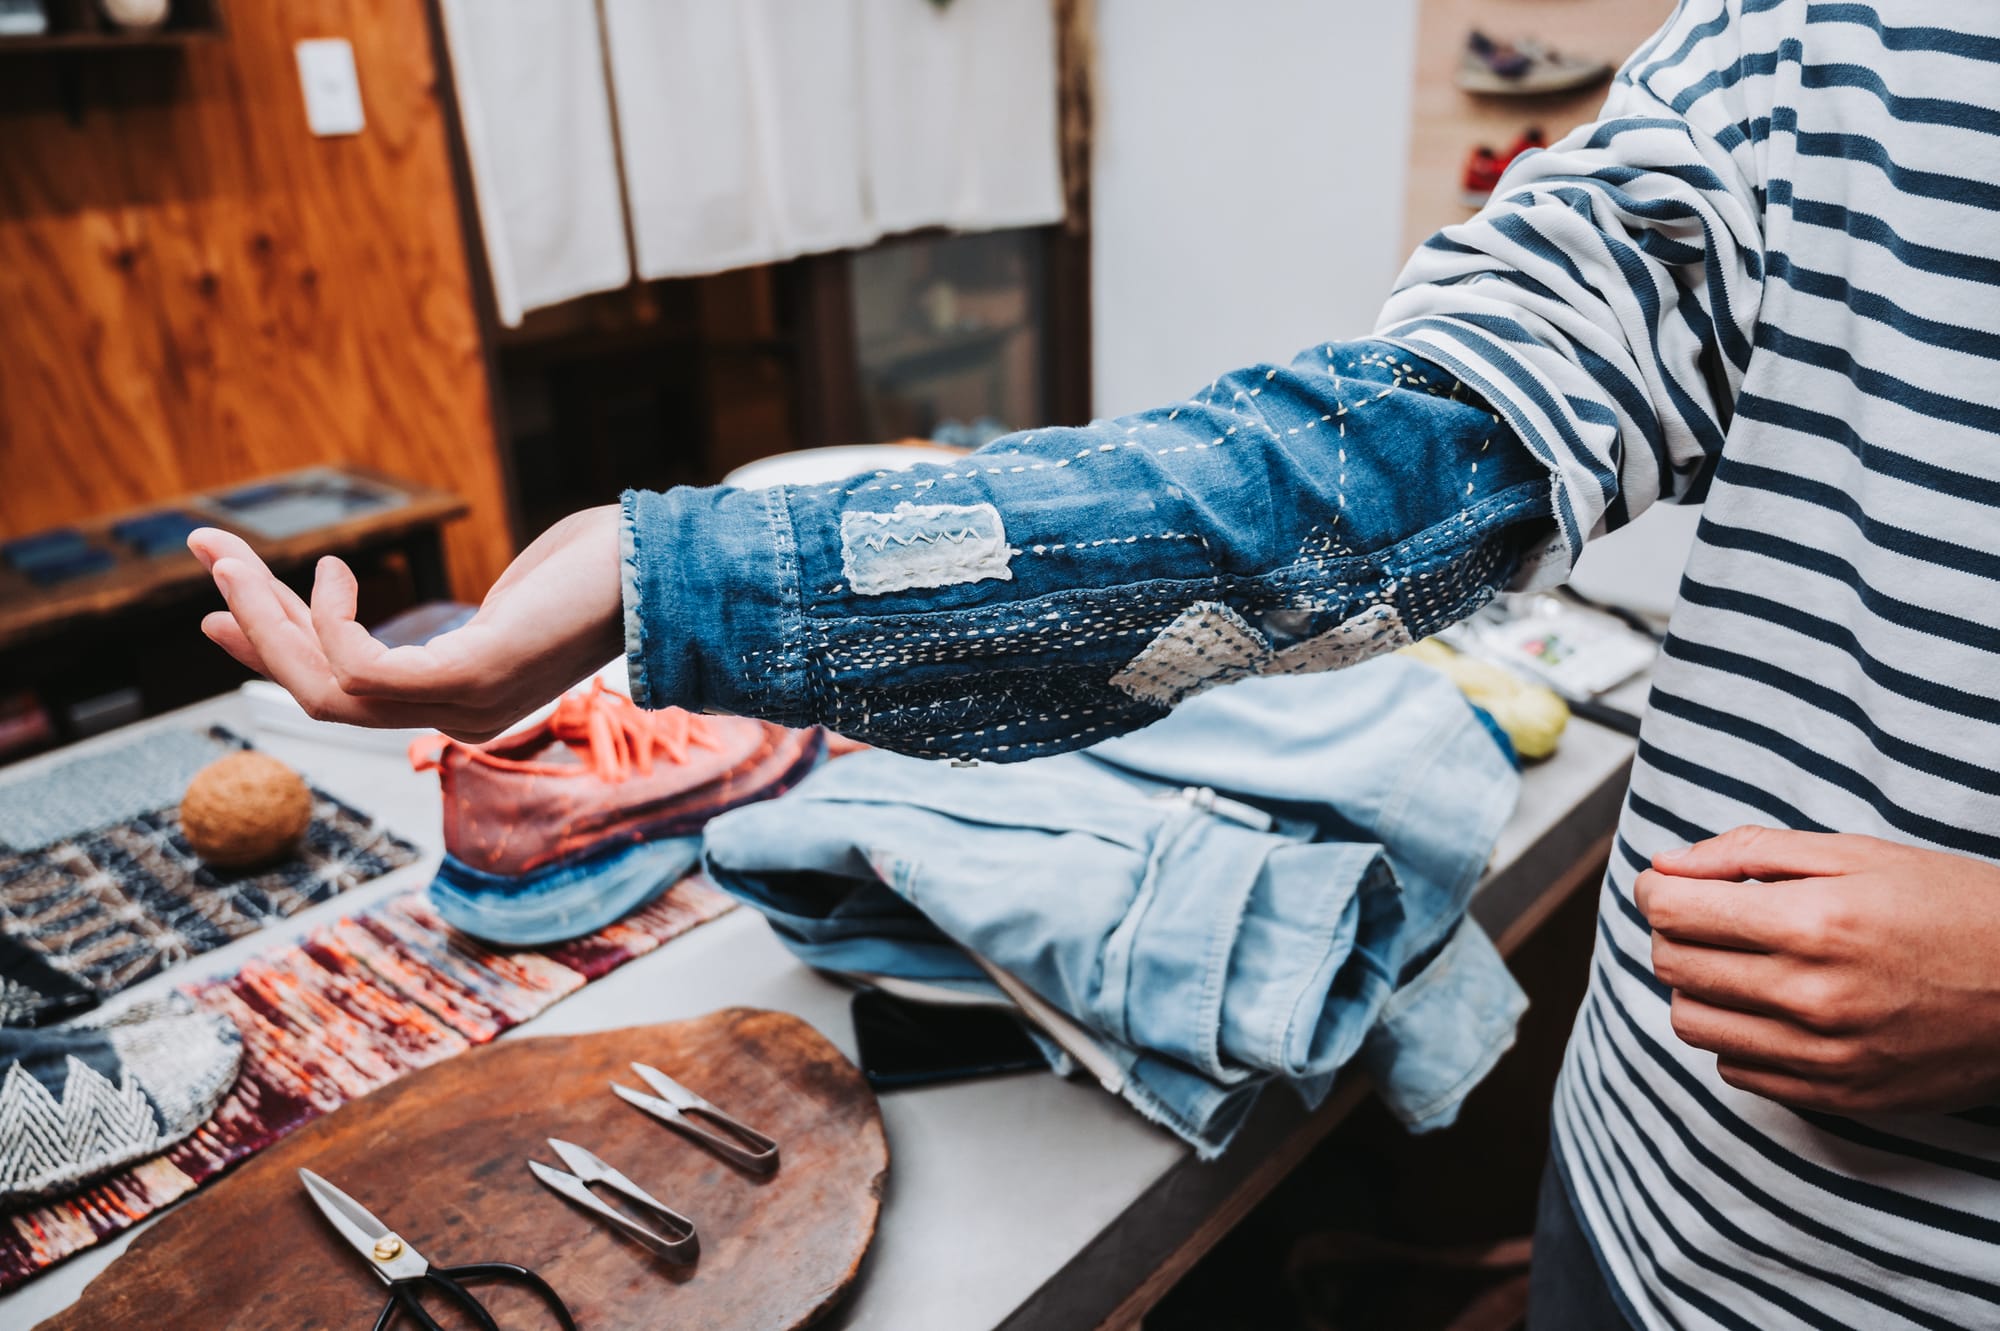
left=623, top=338, right=1557, bottom=761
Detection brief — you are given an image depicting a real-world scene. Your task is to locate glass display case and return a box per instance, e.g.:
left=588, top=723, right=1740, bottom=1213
left=850, top=229, right=1047, bottom=448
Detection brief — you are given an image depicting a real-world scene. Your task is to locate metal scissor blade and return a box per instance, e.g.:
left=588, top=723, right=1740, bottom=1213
left=548, top=1138, right=618, bottom=1187
left=628, top=1062, right=699, bottom=1111
left=527, top=1159, right=699, bottom=1263
left=298, top=1169, right=430, bottom=1282
left=610, top=1079, right=677, bottom=1120
left=616, top=1068, right=780, bottom=1175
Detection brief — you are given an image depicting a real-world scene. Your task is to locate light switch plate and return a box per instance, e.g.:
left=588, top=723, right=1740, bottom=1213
left=295, top=38, right=366, bottom=137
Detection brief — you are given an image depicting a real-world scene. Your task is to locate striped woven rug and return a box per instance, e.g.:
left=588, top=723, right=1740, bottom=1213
left=0, top=879, right=733, bottom=1291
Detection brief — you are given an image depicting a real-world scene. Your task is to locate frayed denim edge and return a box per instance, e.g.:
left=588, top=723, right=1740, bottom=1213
left=619, top=490, right=652, bottom=710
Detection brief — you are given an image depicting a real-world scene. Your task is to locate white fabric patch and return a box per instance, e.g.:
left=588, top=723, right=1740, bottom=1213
left=1267, top=604, right=1411, bottom=675
left=1111, top=601, right=1412, bottom=708
left=1108, top=602, right=1272, bottom=708
left=841, top=502, right=1016, bottom=596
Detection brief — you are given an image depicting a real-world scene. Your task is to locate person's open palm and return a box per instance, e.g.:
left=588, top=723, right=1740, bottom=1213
left=189, top=505, right=624, bottom=742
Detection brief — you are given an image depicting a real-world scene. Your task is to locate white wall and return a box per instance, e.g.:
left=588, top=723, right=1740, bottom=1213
left=1090, top=0, right=1419, bottom=417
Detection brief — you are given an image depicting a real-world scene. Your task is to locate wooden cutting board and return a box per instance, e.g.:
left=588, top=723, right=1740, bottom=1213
left=43, top=1008, right=887, bottom=1331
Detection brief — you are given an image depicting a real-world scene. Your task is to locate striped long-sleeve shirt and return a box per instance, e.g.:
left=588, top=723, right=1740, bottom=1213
left=623, top=1, right=2000, bottom=1321
left=1381, top=2, right=2000, bottom=1326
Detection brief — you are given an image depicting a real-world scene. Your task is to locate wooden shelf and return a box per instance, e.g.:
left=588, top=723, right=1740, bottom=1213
left=0, top=465, right=468, bottom=654
left=0, top=0, right=223, bottom=55
left=0, top=26, right=213, bottom=51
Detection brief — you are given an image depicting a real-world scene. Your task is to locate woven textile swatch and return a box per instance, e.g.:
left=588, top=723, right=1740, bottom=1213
left=0, top=729, right=418, bottom=1025
left=0, top=880, right=733, bottom=1291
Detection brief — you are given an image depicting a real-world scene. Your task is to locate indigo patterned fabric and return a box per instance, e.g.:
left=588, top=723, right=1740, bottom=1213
left=0, top=995, right=241, bottom=1204
left=622, top=340, right=1555, bottom=761
left=0, top=883, right=733, bottom=1292
left=0, top=729, right=417, bottom=1024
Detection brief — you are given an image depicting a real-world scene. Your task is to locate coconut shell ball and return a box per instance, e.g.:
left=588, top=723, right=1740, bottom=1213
left=180, top=751, right=314, bottom=870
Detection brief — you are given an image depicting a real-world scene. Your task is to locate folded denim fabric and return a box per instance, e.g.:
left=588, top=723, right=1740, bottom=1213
left=703, top=657, right=1525, bottom=1156
left=415, top=682, right=823, bottom=943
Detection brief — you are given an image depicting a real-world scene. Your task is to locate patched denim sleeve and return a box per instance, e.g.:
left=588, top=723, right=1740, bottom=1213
left=623, top=338, right=1556, bottom=760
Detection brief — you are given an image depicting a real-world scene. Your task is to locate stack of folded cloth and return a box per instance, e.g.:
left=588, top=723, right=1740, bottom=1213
left=701, top=658, right=1528, bottom=1157
left=415, top=682, right=823, bottom=944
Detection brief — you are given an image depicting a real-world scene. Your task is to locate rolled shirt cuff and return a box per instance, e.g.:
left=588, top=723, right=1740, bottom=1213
left=620, top=485, right=808, bottom=721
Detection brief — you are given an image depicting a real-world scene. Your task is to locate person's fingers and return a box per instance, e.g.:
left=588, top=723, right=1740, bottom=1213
left=211, top=557, right=348, bottom=714
left=310, top=558, right=493, bottom=701
left=1649, top=933, right=1795, bottom=1016
left=187, top=527, right=234, bottom=571
left=190, top=528, right=317, bottom=630
left=1668, top=993, right=1854, bottom=1072
left=1713, top=1059, right=1853, bottom=1112
left=309, top=556, right=395, bottom=692
left=1634, top=869, right=1827, bottom=951
left=1653, top=825, right=1877, bottom=882
left=200, top=611, right=268, bottom=676
left=189, top=526, right=263, bottom=574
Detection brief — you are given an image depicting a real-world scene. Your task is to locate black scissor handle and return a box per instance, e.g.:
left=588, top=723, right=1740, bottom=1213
left=374, top=1272, right=497, bottom=1331
left=441, top=1262, right=579, bottom=1331
left=374, top=1263, right=576, bottom=1331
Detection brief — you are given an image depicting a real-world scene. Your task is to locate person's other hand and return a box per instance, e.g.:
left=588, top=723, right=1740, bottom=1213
left=1636, top=826, right=2000, bottom=1113
left=189, top=504, right=625, bottom=742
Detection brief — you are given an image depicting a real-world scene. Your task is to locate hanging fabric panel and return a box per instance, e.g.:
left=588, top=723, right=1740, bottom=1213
left=438, top=0, right=633, bottom=327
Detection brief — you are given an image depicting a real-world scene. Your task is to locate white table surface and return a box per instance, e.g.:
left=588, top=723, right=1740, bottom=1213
left=5, top=677, right=1643, bottom=1331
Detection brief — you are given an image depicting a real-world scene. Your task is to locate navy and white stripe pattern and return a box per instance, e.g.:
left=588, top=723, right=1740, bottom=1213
left=1382, top=3, right=2000, bottom=1326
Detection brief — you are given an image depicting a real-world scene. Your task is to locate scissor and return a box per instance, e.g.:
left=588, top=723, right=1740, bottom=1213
left=528, top=1137, right=700, bottom=1263
left=300, top=1168, right=578, bottom=1331
left=612, top=1061, right=781, bottom=1175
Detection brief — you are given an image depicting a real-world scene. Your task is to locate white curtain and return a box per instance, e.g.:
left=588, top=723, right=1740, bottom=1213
left=446, top=0, right=1066, bottom=317
left=602, top=0, right=878, bottom=280
left=858, top=0, right=1066, bottom=235
left=439, top=0, right=633, bottom=327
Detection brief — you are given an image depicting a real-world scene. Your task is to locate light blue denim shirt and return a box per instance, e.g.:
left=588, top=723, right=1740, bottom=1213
left=621, top=339, right=1556, bottom=761
left=702, top=660, right=1527, bottom=1156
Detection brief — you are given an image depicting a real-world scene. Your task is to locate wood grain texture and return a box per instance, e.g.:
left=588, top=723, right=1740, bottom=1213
left=0, top=0, right=511, bottom=597
left=42, top=1008, right=887, bottom=1331
left=1402, top=0, right=1674, bottom=256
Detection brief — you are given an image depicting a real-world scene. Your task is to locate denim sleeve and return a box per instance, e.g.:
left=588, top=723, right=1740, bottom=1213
left=622, top=338, right=1555, bottom=761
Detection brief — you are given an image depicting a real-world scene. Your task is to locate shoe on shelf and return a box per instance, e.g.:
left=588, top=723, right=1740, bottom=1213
left=1458, top=30, right=1611, bottom=97
left=1460, top=144, right=1505, bottom=208
left=1502, top=125, right=1549, bottom=164
left=413, top=681, right=823, bottom=945
left=1458, top=128, right=1550, bottom=209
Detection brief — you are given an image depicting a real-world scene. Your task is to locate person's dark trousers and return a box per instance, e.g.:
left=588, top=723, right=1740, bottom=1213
left=1528, top=1148, right=1634, bottom=1330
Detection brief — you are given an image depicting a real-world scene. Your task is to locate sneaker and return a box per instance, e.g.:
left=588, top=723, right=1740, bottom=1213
left=1460, top=144, right=1505, bottom=208
left=413, top=682, right=823, bottom=944
left=1502, top=126, right=1549, bottom=164
left=1457, top=30, right=1611, bottom=97
left=1459, top=129, right=1550, bottom=209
